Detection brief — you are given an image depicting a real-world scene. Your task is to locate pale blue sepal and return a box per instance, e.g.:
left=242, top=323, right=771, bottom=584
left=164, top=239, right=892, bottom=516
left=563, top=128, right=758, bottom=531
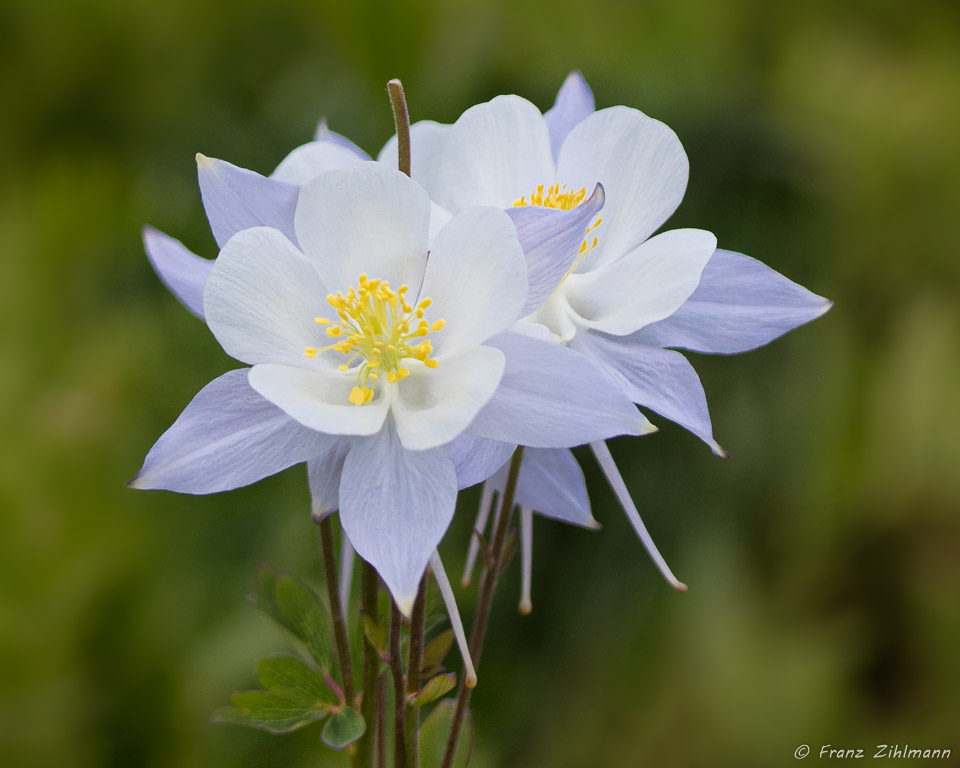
left=129, top=370, right=338, bottom=493
left=640, top=249, right=833, bottom=354
left=142, top=226, right=213, bottom=319
left=466, top=332, right=657, bottom=447
left=196, top=154, right=300, bottom=248
left=490, top=447, right=597, bottom=529
left=307, top=439, right=353, bottom=521
left=571, top=332, right=727, bottom=457
left=445, top=433, right=516, bottom=490
left=507, top=183, right=604, bottom=316
left=314, top=117, right=371, bottom=159
left=543, top=71, right=595, bottom=161
left=339, top=424, right=458, bottom=616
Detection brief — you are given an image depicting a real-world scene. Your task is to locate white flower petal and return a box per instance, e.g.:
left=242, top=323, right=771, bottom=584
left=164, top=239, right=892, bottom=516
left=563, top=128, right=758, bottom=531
left=445, top=434, right=515, bottom=490
left=440, top=95, right=555, bottom=210
left=639, top=249, right=833, bottom=354
left=419, top=207, right=528, bottom=356
left=507, top=183, right=605, bottom=316
left=314, top=118, right=371, bottom=159
left=204, top=227, right=331, bottom=367
left=294, top=163, right=431, bottom=294
left=249, top=364, right=390, bottom=436
left=142, top=226, right=213, bottom=319
left=557, top=106, right=689, bottom=271
left=339, top=427, right=457, bottom=615
left=466, top=332, right=656, bottom=447
left=543, top=71, right=595, bottom=161
left=270, top=141, right=365, bottom=185
left=197, top=154, right=299, bottom=248
left=129, top=370, right=336, bottom=493
left=392, top=347, right=505, bottom=451
left=307, top=439, right=353, bottom=520
left=377, top=120, right=456, bottom=211
left=571, top=331, right=726, bottom=455
left=564, top=228, right=717, bottom=336
left=490, top=447, right=596, bottom=528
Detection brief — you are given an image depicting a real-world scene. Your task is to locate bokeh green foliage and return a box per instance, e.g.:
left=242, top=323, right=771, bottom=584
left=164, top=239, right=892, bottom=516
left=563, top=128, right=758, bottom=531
left=1, top=0, right=958, bottom=766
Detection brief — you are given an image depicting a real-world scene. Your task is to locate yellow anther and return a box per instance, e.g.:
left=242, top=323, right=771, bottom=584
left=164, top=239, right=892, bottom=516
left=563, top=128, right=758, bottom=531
left=307, top=274, right=445, bottom=405
left=431, top=319, right=446, bottom=332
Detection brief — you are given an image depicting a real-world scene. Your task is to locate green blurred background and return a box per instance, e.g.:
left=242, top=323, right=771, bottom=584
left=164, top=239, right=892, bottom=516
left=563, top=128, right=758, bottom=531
left=2, top=0, right=959, bottom=765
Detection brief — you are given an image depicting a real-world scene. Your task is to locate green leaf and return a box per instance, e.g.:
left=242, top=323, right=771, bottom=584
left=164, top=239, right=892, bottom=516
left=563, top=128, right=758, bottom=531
left=321, top=706, right=366, bottom=750
left=363, top=614, right=387, bottom=653
left=421, top=629, right=454, bottom=670
left=411, top=673, right=457, bottom=707
left=257, top=655, right=337, bottom=706
left=420, top=700, right=473, bottom=768
left=252, top=567, right=334, bottom=672
left=213, top=691, right=330, bottom=734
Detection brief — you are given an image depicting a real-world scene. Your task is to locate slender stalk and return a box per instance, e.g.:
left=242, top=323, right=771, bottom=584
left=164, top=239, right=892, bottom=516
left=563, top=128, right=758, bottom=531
left=389, top=601, right=408, bottom=768
left=355, top=561, right=381, bottom=768
left=462, top=481, right=496, bottom=587
left=387, top=79, right=411, bottom=176
left=404, top=578, right=427, bottom=768
left=376, top=672, right=388, bottom=768
left=318, top=516, right=355, bottom=702
left=440, top=447, right=525, bottom=768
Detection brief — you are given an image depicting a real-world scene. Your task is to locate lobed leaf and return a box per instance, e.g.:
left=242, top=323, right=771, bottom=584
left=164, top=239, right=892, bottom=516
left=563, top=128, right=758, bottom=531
left=257, top=655, right=337, bottom=706
left=321, top=706, right=366, bottom=750
left=411, top=673, right=457, bottom=707
left=421, top=629, right=455, bottom=671
left=213, top=691, right=330, bottom=734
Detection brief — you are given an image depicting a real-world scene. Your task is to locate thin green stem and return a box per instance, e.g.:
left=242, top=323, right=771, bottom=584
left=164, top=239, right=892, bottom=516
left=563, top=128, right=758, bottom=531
left=389, top=600, right=408, bottom=768
left=440, top=447, right=525, bottom=768
left=354, top=561, right=381, bottom=768
left=387, top=79, right=411, bottom=176
left=404, top=578, right=427, bottom=768
left=319, top=516, right=355, bottom=702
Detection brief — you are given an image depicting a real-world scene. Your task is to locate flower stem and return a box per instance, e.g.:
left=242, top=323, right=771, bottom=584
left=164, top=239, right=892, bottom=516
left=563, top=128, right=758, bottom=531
left=389, top=600, right=408, bottom=768
left=354, top=560, right=381, bottom=768
left=387, top=79, right=411, bottom=176
left=318, top=516, right=355, bottom=702
left=376, top=672, right=387, bottom=768
left=440, top=447, right=525, bottom=768
left=404, top=578, right=427, bottom=768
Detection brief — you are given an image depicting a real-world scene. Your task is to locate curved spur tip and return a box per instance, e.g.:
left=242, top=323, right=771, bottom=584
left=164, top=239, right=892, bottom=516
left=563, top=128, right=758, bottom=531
left=674, top=581, right=689, bottom=594
left=518, top=600, right=532, bottom=616
left=460, top=576, right=472, bottom=588
left=466, top=673, right=478, bottom=689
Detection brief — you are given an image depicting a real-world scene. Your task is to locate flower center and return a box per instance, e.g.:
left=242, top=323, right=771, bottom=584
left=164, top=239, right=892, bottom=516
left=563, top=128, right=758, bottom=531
left=513, top=182, right=602, bottom=279
left=304, top=274, right=443, bottom=406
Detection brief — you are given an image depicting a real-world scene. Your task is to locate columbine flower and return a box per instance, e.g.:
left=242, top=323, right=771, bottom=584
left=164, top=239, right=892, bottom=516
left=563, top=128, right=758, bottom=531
left=131, top=162, right=648, bottom=612
left=397, top=72, right=832, bottom=596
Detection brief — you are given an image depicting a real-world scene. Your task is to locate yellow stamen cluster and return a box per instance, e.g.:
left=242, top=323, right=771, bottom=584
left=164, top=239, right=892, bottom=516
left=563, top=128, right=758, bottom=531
left=513, top=182, right=603, bottom=277
left=304, top=274, right=443, bottom=406
left=513, top=183, right=587, bottom=210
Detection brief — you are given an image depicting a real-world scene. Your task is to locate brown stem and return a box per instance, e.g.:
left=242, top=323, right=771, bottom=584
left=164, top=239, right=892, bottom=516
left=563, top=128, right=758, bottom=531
left=319, top=516, right=355, bottom=702
left=404, top=578, right=427, bottom=767
left=354, top=561, right=381, bottom=768
left=376, top=672, right=387, bottom=768
left=387, top=79, right=411, bottom=177
left=440, top=448, right=525, bottom=768
left=389, top=600, right=408, bottom=768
